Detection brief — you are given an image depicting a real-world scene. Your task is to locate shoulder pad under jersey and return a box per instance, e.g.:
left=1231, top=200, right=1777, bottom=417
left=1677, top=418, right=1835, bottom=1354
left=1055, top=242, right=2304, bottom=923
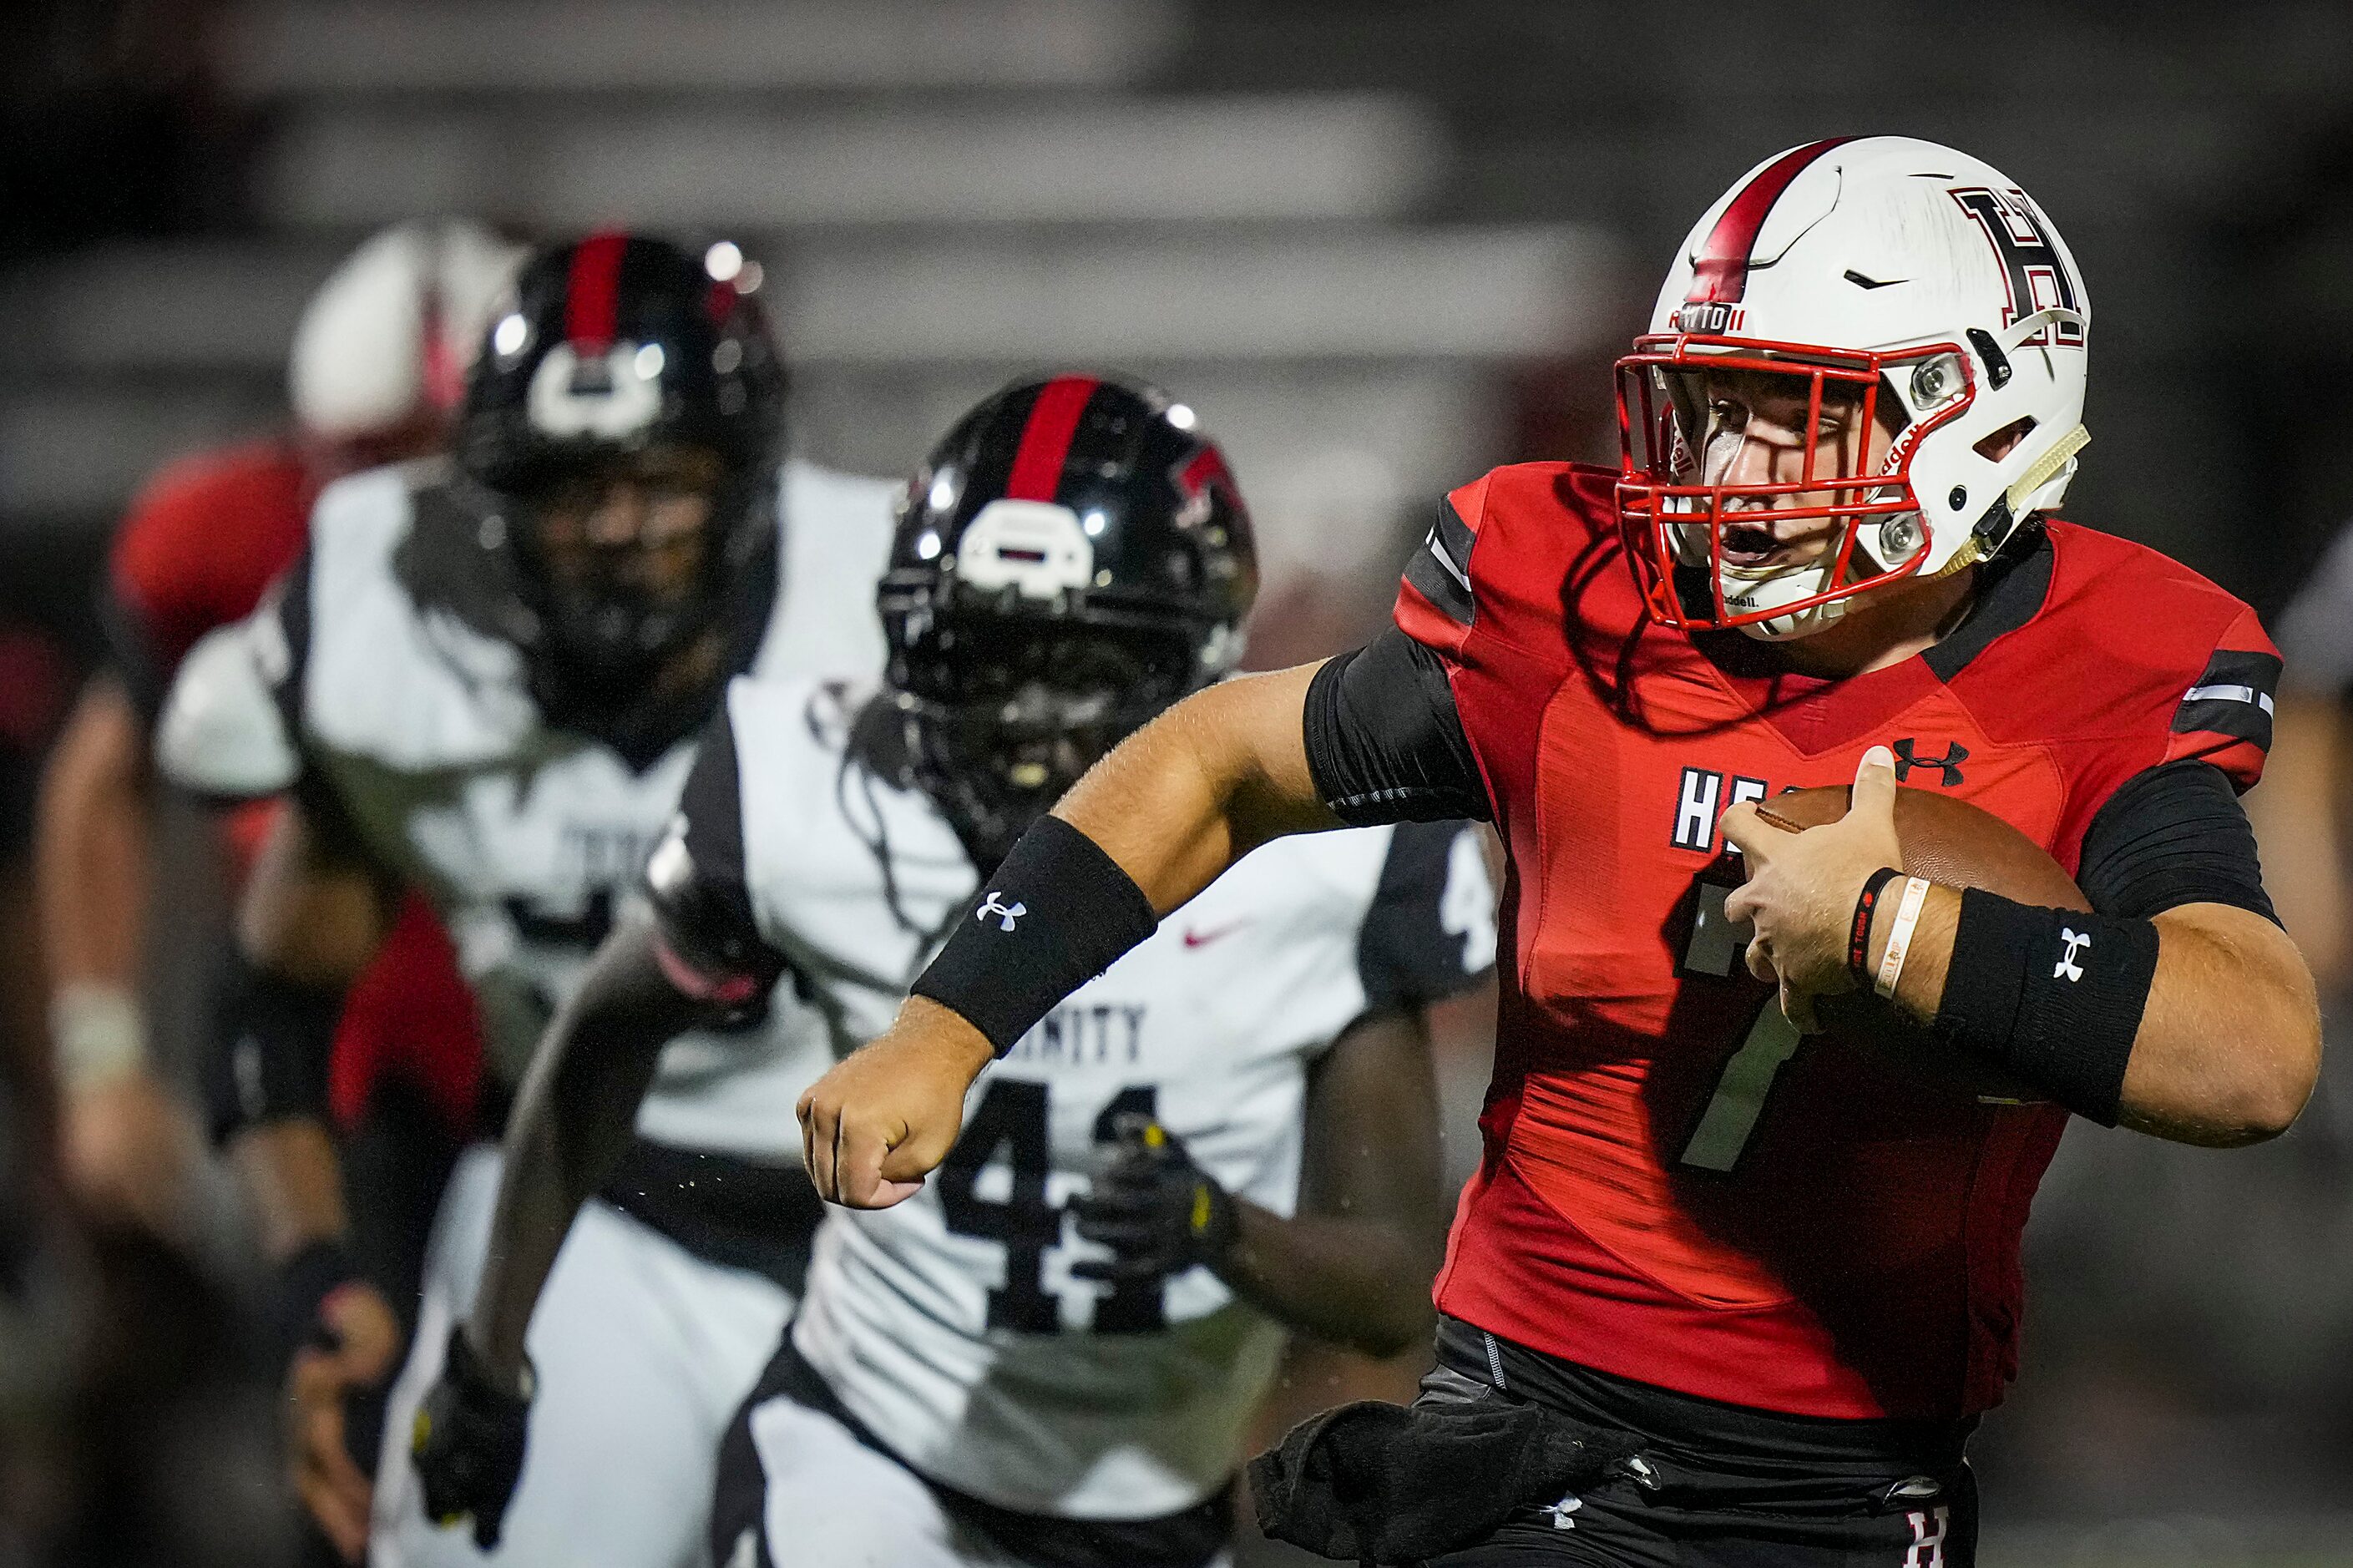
left=156, top=618, right=299, bottom=799
left=1393, top=462, right=1618, bottom=664
left=764, top=460, right=904, bottom=683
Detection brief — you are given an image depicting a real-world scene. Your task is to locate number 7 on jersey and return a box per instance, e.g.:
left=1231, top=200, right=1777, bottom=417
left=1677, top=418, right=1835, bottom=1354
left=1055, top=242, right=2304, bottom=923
left=1677, top=877, right=1804, bottom=1172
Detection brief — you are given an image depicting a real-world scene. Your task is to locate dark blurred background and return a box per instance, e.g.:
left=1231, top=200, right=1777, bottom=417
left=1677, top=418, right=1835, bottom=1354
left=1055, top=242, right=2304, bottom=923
left=5, top=3, right=2353, bottom=1564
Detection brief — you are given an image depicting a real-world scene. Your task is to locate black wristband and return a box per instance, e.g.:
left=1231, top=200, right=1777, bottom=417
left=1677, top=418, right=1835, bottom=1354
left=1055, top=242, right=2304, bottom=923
left=1934, top=888, right=2158, bottom=1125
left=911, top=816, right=1159, bottom=1056
left=275, top=1238, right=362, bottom=1358
left=1850, top=867, right=1902, bottom=983
left=203, top=949, right=343, bottom=1144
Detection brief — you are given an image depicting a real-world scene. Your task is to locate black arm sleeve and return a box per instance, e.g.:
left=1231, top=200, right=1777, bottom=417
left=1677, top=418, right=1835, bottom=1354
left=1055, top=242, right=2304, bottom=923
left=2076, top=760, right=2278, bottom=924
left=201, top=950, right=342, bottom=1144
left=1302, top=626, right=1489, bottom=827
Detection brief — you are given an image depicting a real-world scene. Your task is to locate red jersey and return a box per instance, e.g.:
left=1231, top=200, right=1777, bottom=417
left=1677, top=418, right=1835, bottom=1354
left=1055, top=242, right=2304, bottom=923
left=109, top=440, right=317, bottom=699
left=1397, top=462, right=2274, bottom=1421
left=109, top=439, right=483, bottom=1134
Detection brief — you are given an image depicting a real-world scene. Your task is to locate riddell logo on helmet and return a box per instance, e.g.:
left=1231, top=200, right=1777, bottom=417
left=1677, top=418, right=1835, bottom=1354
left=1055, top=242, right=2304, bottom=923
left=1672, top=301, right=1747, bottom=335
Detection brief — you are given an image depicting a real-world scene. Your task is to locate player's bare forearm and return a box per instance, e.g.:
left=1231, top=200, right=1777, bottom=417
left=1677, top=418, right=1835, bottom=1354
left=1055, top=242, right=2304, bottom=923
left=2115, top=905, right=2319, bottom=1144
left=1878, top=893, right=2320, bottom=1146
left=469, top=918, right=711, bottom=1387
left=33, top=677, right=153, bottom=1000
left=1213, top=1009, right=1446, bottom=1357
left=237, top=797, right=397, bottom=987
left=234, top=1120, right=356, bottom=1261
left=1055, top=663, right=1341, bottom=915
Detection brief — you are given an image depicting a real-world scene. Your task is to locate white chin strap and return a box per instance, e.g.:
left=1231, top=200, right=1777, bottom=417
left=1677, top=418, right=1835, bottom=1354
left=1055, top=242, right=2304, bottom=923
left=1666, top=515, right=1853, bottom=641
left=1723, top=507, right=1930, bottom=641
left=1728, top=560, right=1849, bottom=641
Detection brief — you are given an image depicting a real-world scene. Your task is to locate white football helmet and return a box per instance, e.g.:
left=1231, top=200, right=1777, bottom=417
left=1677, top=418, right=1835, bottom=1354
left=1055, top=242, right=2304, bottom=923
left=288, top=220, right=523, bottom=443
left=1616, top=136, right=2090, bottom=639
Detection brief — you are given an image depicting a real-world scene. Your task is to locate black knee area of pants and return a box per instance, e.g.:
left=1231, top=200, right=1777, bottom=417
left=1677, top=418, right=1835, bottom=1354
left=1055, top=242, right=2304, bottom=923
left=708, top=1371, right=778, bottom=1568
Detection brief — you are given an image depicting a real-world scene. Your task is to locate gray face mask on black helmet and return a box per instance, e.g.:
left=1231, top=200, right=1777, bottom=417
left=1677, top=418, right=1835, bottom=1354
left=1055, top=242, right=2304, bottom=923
left=890, top=616, right=1201, bottom=871
left=453, top=235, right=788, bottom=726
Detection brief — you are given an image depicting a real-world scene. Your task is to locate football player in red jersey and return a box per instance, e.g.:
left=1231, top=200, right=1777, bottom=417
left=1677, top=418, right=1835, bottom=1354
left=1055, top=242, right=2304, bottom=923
left=37, top=221, right=517, bottom=1242
left=31, top=220, right=516, bottom=1557
left=793, top=137, right=2320, bottom=1563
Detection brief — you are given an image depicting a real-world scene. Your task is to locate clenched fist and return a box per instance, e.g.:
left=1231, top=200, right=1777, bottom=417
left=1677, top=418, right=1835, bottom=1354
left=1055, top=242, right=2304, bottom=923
left=411, top=1326, right=534, bottom=1550
left=797, top=996, right=995, bottom=1207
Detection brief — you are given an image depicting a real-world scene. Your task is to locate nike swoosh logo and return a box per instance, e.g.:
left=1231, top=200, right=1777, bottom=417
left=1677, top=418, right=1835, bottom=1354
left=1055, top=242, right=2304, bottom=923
left=1843, top=269, right=1908, bottom=290
left=1183, top=921, right=1251, bottom=948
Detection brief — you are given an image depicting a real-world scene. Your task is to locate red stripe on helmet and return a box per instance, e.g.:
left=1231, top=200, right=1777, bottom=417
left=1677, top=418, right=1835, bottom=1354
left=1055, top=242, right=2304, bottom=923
left=1177, top=444, right=1232, bottom=503
left=1686, top=138, right=1856, bottom=306
left=417, top=289, right=463, bottom=412
left=1004, top=377, right=1099, bottom=502
left=564, top=230, right=630, bottom=348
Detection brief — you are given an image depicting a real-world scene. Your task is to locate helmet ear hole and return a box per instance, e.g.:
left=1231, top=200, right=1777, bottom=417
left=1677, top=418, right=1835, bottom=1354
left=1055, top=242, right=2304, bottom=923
left=1975, top=417, right=2037, bottom=463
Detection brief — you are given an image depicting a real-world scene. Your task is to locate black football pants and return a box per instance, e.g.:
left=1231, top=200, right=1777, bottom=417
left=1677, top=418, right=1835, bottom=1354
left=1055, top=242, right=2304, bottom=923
left=1417, top=1321, right=1977, bottom=1567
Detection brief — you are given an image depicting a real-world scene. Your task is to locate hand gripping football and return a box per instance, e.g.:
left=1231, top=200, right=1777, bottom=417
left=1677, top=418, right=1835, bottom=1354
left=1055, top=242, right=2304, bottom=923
left=1755, top=784, right=2087, bottom=1101
left=1755, top=786, right=2087, bottom=914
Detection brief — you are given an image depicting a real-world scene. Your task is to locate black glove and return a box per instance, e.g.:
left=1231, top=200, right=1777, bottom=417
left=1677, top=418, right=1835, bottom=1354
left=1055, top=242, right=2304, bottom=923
left=1071, top=1113, right=1241, bottom=1282
left=411, top=1326, right=534, bottom=1550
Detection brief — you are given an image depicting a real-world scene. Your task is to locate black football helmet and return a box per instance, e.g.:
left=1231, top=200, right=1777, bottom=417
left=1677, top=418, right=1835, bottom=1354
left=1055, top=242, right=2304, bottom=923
left=452, top=231, right=786, bottom=729
left=873, top=374, right=1257, bottom=868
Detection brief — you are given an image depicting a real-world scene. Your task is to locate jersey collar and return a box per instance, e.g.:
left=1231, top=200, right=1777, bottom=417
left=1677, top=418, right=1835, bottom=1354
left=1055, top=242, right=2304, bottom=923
left=1920, top=526, right=2054, bottom=682
left=1683, top=528, right=2056, bottom=757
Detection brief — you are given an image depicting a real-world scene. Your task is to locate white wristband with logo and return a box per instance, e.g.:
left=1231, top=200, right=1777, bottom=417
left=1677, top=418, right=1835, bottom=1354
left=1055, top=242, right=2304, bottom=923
left=50, top=984, right=150, bottom=1095
left=1874, top=878, right=1933, bottom=1001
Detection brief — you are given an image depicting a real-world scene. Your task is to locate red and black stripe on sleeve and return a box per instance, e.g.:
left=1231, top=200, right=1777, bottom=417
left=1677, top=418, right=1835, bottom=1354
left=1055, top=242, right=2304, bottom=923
left=1394, top=475, right=1491, bottom=659
left=2162, top=613, right=2280, bottom=792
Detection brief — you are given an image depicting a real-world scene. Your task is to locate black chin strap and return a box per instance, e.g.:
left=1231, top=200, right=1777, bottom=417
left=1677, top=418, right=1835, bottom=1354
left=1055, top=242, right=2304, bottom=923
left=842, top=699, right=982, bottom=979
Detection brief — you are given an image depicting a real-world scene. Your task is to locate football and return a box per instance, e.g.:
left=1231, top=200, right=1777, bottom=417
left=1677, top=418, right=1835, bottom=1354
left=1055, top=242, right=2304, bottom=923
left=1755, top=786, right=2088, bottom=913
left=1754, top=784, right=2086, bottom=1102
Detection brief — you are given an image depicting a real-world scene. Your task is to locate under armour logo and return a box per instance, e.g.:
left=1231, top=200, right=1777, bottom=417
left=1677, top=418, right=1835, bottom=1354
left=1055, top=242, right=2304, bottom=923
left=1890, top=737, right=1969, bottom=787
left=977, top=892, right=1028, bottom=932
left=2055, top=927, right=2091, bottom=982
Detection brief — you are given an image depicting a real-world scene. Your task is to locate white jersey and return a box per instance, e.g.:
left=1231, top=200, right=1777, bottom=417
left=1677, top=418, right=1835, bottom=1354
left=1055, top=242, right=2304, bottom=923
left=158, top=456, right=900, bottom=1159
left=659, top=674, right=1496, bottom=1520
